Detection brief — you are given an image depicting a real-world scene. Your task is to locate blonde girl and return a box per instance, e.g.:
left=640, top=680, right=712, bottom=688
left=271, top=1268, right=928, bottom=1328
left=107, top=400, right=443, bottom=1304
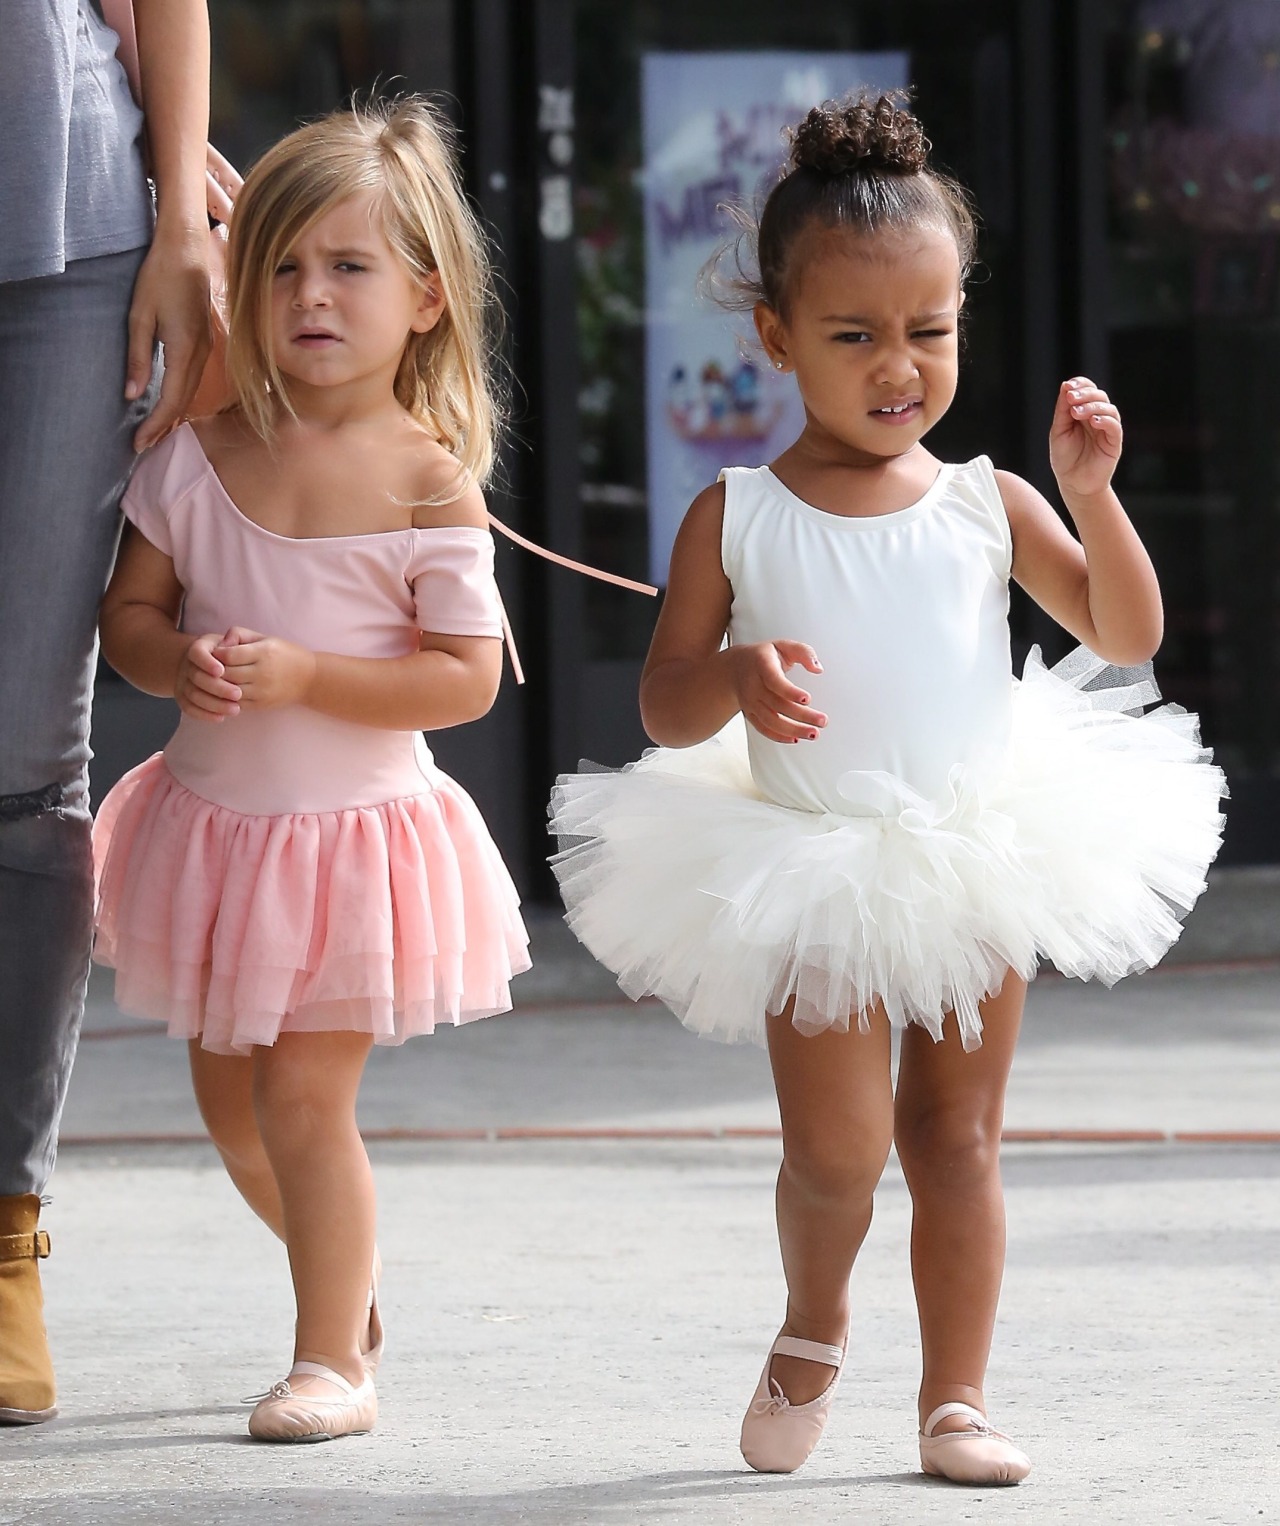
left=551, top=95, right=1225, bottom=1484
left=93, top=98, right=528, bottom=1442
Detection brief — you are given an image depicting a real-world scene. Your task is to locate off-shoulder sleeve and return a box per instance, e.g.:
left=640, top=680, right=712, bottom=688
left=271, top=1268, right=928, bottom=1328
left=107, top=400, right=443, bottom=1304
left=119, top=426, right=203, bottom=557
left=407, top=529, right=504, bottom=637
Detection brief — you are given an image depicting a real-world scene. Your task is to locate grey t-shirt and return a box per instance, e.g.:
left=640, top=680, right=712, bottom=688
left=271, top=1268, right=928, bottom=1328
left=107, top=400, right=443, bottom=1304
left=0, top=0, right=154, bottom=283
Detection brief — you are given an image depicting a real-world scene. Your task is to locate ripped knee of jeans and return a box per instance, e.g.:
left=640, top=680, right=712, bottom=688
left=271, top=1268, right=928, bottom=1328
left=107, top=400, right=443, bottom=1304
left=0, top=782, right=65, bottom=824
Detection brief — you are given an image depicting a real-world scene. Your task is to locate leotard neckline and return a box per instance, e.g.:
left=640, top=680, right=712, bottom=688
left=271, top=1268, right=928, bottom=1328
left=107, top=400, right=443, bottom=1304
left=177, top=422, right=488, bottom=548
left=759, top=461, right=955, bottom=530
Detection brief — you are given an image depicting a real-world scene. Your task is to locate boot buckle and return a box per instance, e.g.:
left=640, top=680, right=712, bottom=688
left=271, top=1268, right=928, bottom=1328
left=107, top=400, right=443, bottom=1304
left=0, top=1230, right=50, bottom=1262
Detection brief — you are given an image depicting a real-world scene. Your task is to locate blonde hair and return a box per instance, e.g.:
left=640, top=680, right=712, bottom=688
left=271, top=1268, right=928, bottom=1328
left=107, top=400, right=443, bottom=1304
left=224, top=96, right=504, bottom=490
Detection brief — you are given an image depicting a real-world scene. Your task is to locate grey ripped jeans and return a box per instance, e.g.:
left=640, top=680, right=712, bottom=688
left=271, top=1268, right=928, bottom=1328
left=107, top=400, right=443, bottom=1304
left=0, top=246, right=155, bottom=1196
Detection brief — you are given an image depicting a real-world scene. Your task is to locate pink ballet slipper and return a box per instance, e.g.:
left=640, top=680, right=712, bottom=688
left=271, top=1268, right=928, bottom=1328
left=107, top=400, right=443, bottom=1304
left=919, top=1402, right=1031, bottom=1485
left=248, top=1362, right=376, bottom=1443
left=739, top=1333, right=845, bottom=1473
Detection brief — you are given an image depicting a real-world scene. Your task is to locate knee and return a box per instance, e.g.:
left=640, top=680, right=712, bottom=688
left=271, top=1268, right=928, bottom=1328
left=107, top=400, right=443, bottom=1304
left=894, top=1103, right=1002, bottom=1189
left=782, top=1121, right=892, bottom=1207
left=198, top=1086, right=266, bottom=1170
left=254, top=1066, right=351, bottom=1157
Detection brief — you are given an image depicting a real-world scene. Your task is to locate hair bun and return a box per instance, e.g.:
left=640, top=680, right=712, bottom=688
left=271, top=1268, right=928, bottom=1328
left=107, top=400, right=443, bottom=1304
left=789, top=92, right=928, bottom=178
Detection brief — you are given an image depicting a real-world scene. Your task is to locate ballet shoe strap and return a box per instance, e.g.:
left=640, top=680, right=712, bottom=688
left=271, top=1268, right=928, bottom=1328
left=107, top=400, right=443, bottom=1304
left=922, top=1401, right=994, bottom=1438
left=771, top=1336, right=844, bottom=1368
left=288, top=1361, right=356, bottom=1394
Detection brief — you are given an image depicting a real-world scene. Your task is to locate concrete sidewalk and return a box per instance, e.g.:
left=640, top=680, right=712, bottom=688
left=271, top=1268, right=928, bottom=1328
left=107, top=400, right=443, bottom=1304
left=8, top=889, right=1280, bottom=1524
left=12, top=1138, right=1280, bottom=1525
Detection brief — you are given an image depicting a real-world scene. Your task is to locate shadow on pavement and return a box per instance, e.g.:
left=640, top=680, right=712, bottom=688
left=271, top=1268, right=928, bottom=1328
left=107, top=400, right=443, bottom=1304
left=23, top=1469, right=945, bottom=1526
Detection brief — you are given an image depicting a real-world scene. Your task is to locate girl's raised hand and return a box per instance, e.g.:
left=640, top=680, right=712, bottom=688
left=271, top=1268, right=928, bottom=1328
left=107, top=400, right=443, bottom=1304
left=176, top=633, right=242, bottom=722
left=214, top=627, right=318, bottom=711
left=1050, top=377, right=1123, bottom=499
left=730, top=640, right=827, bottom=744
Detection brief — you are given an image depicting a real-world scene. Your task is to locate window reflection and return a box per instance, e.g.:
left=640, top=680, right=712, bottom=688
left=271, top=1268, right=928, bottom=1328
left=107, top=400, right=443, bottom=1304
left=1106, top=0, right=1280, bottom=769
left=209, top=0, right=455, bottom=167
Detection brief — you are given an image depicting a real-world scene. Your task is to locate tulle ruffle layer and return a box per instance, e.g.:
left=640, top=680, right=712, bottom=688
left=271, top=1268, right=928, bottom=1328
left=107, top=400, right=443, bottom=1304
left=94, top=756, right=530, bottom=1055
left=549, top=648, right=1226, bottom=1050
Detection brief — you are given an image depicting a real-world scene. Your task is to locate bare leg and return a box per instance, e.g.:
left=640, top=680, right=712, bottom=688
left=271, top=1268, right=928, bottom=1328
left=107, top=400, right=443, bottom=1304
left=253, top=1031, right=375, bottom=1388
left=765, top=1005, right=896, bottom=1404
left=188, top=1041, right=284, bottom=1239
left=894, top=973, right=1026, bottom=1432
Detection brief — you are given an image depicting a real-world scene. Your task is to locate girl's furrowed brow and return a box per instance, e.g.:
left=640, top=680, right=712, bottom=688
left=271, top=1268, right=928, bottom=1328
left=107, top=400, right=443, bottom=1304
left=314, top=244, right=381, bottom=259
left=821, top=308, right=954, bottom=325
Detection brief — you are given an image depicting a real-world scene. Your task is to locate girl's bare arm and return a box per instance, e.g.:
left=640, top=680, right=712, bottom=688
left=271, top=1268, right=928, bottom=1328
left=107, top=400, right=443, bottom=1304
left=1000, top=378, right=1162, bottom=666
left=215, top=631, right=503, bottom=731
left=100, top=527, right=243, bottom=719
left=640, top=484, right=826, bottom=747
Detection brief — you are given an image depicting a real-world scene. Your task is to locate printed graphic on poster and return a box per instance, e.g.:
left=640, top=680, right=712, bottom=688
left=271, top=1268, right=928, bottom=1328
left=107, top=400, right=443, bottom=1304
left=642, top=51, right=909, bottom=586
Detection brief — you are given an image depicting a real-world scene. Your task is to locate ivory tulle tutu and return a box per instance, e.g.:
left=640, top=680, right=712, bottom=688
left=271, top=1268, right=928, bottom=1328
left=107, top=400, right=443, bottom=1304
left=94, top=755, right=530, bottom=1055
left=550, top=648, right=1226, bottom=1050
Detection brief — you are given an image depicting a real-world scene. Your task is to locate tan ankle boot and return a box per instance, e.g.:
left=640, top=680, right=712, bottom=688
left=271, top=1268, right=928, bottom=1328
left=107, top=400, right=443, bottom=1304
left=0, top=1194, right=56, bottom=1424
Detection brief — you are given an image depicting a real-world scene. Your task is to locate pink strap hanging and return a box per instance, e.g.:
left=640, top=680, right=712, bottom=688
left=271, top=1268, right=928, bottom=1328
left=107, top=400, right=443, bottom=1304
left=487, top=514, right=658, bottom=684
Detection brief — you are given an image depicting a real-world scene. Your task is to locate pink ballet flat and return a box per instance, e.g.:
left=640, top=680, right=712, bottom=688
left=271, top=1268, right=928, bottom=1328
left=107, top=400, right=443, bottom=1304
left=247, top=1361, right=377, bottom=1443
left=739, top=1333, right=845, bottom=1473
left=919, top=1402, right=1031, bottom=1485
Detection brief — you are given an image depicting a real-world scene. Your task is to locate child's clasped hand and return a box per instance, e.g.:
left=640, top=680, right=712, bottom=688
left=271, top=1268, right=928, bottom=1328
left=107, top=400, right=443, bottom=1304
left=176, top=628, right=317, bottom=721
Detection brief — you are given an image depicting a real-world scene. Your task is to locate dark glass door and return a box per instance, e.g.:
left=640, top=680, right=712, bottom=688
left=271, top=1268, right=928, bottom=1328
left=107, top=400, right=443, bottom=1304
left=1080, top=0, right=1280, bottom=859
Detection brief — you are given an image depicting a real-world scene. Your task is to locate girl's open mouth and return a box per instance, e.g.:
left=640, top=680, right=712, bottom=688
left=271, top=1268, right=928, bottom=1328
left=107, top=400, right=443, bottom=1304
left=870, top=400, right=922, bottom=425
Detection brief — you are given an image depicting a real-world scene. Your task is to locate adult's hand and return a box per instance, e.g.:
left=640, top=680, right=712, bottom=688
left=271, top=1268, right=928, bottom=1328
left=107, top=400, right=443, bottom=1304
left=126, top=0, right=214, bottom=451
left=126, top=226, right=212, bottom=451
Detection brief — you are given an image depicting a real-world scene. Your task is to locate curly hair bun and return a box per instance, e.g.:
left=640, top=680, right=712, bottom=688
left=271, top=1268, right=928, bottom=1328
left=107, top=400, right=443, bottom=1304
left=789, top=92, right=928, bottom=178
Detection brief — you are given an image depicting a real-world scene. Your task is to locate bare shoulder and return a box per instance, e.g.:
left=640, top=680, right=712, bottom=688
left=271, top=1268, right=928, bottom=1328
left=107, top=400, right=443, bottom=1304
left=993, top=469, right=1066, bottom=553
left=685, top=478, right=727, bottom=522
left=189, top=409, right=250, bottom=454
left=661, top=480, right=730, bottom=603
left=188, top=409, right=263, bottom=474
left=993, top=468, right=1053, bottom=526
left=672, top=480, right=727, bottom=557
left=647, top=480, right=732, bottom=663
left=409, top=441, right=489, bottom=531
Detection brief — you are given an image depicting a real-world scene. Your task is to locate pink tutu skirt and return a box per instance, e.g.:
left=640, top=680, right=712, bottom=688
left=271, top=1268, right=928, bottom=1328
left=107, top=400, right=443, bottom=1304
left=93, top=755, right=530, bottom=1055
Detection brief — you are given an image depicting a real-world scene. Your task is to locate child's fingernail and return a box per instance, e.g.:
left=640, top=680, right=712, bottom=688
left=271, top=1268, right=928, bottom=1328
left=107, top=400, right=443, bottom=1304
left=125, top=380, right=139, bottom=400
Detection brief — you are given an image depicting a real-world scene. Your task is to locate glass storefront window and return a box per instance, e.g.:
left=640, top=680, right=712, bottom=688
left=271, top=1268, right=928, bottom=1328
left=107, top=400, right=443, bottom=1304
left=571, top=1, right=1020, bottom=660
left=1103, top=0, right=1280, bottom=774
left=209, top=0, right=455, bottom=166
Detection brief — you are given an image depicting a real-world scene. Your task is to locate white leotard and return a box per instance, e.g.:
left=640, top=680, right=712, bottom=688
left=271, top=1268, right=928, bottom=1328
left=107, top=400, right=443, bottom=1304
left=720, top=457, right=1013, bottom=815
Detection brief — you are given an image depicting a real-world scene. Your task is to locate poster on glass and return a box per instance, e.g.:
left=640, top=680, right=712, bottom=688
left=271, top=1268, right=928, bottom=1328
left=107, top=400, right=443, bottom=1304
left=641, top=50, right=910, bottom=586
